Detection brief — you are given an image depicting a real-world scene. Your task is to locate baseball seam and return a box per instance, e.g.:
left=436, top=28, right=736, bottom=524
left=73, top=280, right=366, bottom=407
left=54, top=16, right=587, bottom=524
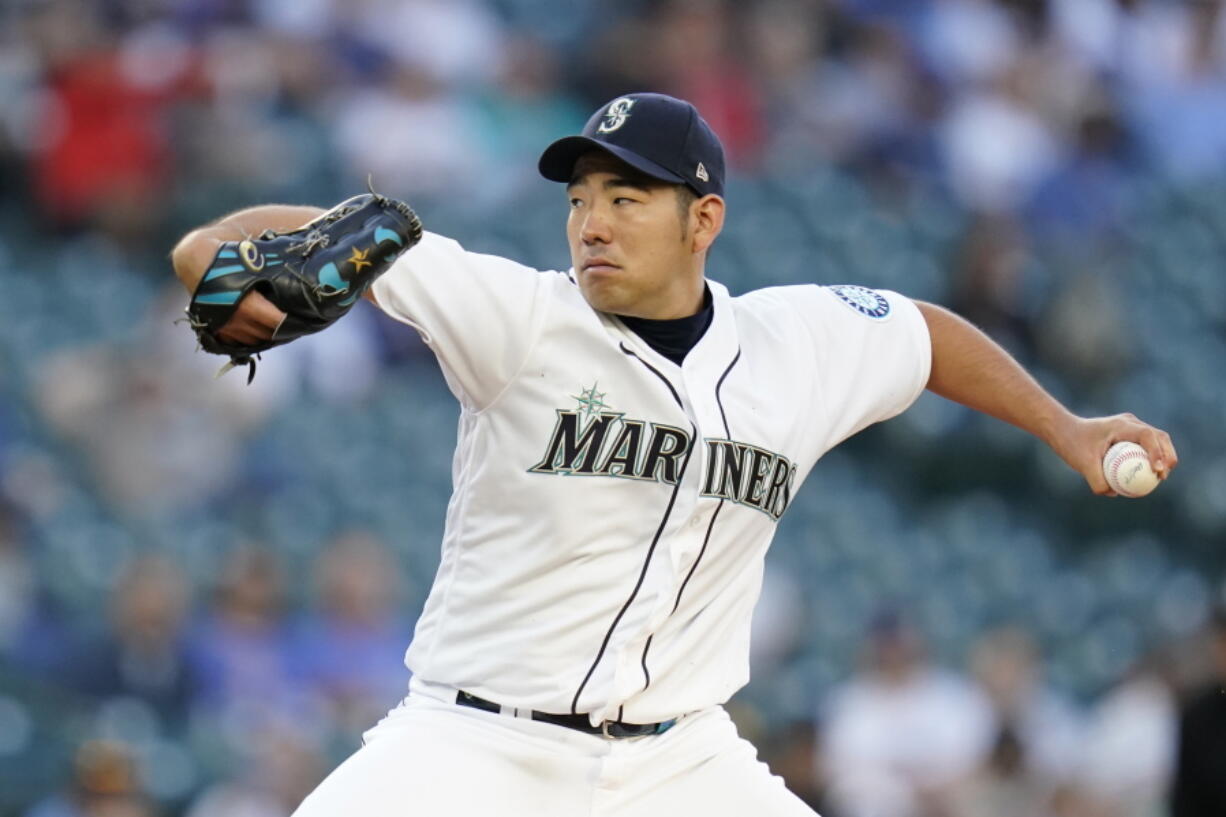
left=1109, top=450, right=1147, bottom=496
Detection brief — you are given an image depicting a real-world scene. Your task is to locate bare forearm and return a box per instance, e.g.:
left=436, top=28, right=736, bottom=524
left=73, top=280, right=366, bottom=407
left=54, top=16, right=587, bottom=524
left=915, top=299, right=1177, bottom=493
left=917, top=300, right=1073, bottom=447
left=171, top=204, right=325, bottom=291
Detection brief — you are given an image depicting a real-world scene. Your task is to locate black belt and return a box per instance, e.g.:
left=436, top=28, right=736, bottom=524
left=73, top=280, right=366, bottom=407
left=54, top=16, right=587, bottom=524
left=455, top=691, right=676, bottom=739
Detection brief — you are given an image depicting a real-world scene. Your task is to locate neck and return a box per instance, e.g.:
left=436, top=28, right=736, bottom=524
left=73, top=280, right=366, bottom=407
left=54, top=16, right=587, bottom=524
left=641, top=270, right=706, bottom=320
left=657, top=291, right=704, bottom=320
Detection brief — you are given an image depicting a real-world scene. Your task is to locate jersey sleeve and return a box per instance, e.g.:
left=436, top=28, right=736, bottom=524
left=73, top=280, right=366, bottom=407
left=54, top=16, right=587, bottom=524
left=798, top=284, right=932, bottom=453
left=368, top=231, right=557, bottom=410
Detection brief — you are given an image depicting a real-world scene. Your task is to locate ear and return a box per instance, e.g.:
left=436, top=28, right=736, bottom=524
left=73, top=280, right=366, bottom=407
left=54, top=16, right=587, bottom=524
left=690, top=195, right=725, bottom=255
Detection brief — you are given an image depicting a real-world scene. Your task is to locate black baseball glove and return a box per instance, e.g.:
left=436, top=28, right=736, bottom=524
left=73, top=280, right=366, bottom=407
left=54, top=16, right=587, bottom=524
left=184, top=191, right=423, bottom=381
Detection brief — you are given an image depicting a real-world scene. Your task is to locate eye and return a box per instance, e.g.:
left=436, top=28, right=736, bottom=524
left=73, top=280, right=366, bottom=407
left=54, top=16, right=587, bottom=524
left=613, top=196, right=638, bottom=205
left=568, top=197, right=584, bottom=209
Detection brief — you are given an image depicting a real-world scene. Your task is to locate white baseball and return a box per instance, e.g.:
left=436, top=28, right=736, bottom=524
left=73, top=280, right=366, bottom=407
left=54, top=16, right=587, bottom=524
left=1102, top=441, right=1160, bottom=497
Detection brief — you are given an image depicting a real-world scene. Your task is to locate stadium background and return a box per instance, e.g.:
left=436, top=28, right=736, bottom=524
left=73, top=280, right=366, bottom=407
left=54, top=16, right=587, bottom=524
left=1, top=0, right=1225, bottom=815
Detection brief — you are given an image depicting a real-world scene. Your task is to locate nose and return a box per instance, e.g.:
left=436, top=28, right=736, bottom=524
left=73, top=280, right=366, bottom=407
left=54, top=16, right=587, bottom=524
left=579, top=202, right=612, bottom=245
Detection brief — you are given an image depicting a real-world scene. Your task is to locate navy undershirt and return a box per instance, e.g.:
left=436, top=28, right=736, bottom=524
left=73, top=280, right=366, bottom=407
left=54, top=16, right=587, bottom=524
left=618, top=286, right=714, bottom=366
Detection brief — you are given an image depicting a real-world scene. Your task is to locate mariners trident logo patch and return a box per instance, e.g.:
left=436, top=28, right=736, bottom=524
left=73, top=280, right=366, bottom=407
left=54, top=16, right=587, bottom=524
left=828, top=285, right=891, bottom=320
left=572, top=382, right=610, bottom=418
left=597, top=98, right=635, bottom=133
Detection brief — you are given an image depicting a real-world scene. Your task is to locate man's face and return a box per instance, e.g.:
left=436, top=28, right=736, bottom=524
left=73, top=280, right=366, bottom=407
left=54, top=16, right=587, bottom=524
left=566, top=152, right=697, bottom=319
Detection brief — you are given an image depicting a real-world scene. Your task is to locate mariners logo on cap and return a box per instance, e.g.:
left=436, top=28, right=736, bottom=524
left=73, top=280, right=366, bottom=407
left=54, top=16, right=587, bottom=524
left=829, top=285, right=891, bottom=319
left=597, top=98, right=636, bottom=133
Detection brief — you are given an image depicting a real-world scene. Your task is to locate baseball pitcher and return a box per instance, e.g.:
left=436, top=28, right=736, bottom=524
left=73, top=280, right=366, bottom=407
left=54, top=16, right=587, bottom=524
left=170, top=93, right=1177, bottom=816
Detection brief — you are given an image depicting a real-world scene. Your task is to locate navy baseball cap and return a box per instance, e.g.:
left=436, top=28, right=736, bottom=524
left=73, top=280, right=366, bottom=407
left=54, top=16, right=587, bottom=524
left=538, top=92, right=725, bottom=198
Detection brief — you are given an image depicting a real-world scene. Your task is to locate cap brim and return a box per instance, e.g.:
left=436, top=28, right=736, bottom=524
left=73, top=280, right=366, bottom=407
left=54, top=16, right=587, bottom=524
left=538, top=136, right=688, bottom=187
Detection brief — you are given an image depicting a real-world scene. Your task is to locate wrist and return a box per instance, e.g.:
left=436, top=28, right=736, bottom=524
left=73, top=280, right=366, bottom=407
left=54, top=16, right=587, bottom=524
left=171, top=231, right=223, bottom=292
left=1036, top=407, right=1082, bottom=462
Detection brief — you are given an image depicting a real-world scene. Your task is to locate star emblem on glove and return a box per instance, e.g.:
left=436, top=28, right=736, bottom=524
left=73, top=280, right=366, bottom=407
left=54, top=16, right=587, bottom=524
left=347, top=246, right=372, bottom=272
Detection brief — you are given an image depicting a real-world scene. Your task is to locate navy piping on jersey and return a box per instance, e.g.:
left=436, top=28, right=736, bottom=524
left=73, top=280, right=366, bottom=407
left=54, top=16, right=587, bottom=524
left=570, top=343, right=695, bottom=716
left=714, top=349, right=740, bottom=437
left=667, top=347, right=741, bottom=613
left=638, top=347, right=742, bottom=691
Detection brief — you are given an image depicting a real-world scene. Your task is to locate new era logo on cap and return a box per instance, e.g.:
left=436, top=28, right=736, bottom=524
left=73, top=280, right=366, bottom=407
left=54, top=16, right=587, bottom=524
left=538, top=93, right=726, bottom=198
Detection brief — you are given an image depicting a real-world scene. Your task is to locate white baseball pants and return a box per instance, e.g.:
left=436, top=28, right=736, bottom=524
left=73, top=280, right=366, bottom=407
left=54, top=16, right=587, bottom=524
left=292, top=681, right=818, bottom=817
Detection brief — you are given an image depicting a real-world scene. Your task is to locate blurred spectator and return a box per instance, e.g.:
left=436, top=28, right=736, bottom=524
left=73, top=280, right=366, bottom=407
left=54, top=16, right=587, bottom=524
left=140, top=284, right=299, bottom=428
left=20, top=0, right=192, bottom=244
left=967, top=626, right=1083, bottom=787
left=763, top=14, right=940, bottom=176
left=1048, top=0, right=1122, bottom=74
left=569, top=9, right=657, bottom=106
left=0, top=501, right=75, bottom=678
left=35, top=343, right=243, bottom=518
left=917, top=0, right=1022, bottom=90
left=744, top=0, right=825, bottom=105
left=1035, top=267, right=1131, bottom=392
left=72, top=554, right=199, bottom=721
left=291, top=530, right=413, bottom=738
left=283, top=302, right=385, bottom=403
left=750, top=564, right=805, bottom=678
left=324, top=0, right=505, bottom=198
left=647, top=0, right=765, bottom=168
left=744, top=0, right=826, bottom=157
left=945, top=726, right=1054, bottom=817
left=1170, top=607, right=1226, bottom=817
left=0, top=504, right=34, bottom=653
left=465, top=33, right=587, bottom=200
left=820, top=609, right=994, bottom=817
left=248, top=0, right=338, bottom=40
left=33, top=280, right=302, bottom=519
left=1078, top=651, right=1177, bottom=817
left=187, top=545, right=299, bottom=723
left=351, top=0, right=503, bottom=88
left=330, top=63, right=484, bottom=197
left=1120, top=0, right=1226, bottom=179
left=1026, top=94, right=1134, bottom=247
left=175, top=25, right=337, bottom=209
left=758, top=720, right=833, bottom=814
left=938, top=74, right=1060, bottom=215
left=949, top=214, right=1037, bottom=360
left=23, top=740, right=154, bottom=817
left=184, top=723, right=325, bottom=817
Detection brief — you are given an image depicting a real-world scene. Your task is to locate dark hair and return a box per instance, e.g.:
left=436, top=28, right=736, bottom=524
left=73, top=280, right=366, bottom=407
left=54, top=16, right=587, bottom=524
left=676, top=185, right=698, bottom=240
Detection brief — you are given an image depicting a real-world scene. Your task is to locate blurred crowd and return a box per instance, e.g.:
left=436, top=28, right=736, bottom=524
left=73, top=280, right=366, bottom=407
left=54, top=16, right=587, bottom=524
left=3, top=526, right=413, bottom=817
left=3, top=0, right=1226, bottom=816
left=8, top=540, right=1226, bottom=817
left=5, top=0, right=1226, bottom=240
left=744, top=601, right=1226, bottom=817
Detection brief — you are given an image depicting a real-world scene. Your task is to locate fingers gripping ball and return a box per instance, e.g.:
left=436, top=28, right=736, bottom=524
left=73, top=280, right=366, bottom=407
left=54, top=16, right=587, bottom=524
left=1103, top=442, right=1160, bottom=497
left=184, top=191, right=423, bottom=381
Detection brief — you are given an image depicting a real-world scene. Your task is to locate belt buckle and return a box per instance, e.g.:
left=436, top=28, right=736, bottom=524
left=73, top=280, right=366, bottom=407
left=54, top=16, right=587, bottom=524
left=601, top=720, right=614, bottom=739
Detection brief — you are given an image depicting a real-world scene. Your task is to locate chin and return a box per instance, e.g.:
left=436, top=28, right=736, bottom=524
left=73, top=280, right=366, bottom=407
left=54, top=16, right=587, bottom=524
left=578, top=278, right=631, bottom=315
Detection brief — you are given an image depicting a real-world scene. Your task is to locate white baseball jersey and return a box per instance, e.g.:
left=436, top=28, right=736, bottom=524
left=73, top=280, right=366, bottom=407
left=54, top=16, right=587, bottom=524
left=369, top=232, right=931, bottom=726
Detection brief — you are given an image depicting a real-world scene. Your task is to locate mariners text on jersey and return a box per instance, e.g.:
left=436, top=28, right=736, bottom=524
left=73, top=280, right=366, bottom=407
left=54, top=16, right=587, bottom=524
left=528, top=410, right=797, bottom=521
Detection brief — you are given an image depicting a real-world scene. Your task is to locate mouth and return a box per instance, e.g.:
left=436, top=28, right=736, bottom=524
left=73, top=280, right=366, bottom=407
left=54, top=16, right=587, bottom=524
left=582, top=258, right=622, bottom=274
